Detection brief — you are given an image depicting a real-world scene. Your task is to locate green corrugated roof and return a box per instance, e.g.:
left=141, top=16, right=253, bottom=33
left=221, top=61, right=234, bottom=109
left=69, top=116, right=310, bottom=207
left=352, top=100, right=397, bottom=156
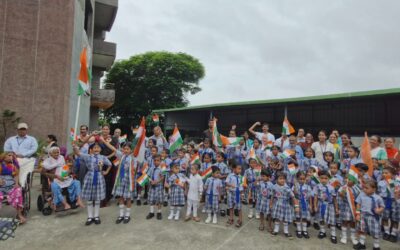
left=154, top=87, right=400, bottom=113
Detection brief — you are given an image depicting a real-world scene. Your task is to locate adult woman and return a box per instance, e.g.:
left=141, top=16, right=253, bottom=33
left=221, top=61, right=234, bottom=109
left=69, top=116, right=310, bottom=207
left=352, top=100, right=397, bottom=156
left=43, top=135, right=58, bottom=154
left=311, top=130, right=334, bottom=165
left=384, top=137, right=398, bottom=166
left=340, top=133, right=352, bottom=160
left=299, top=133, right=314, bottom=151
left=369, top=135, right=387, bottom=167
left=329, top=133, right=341, bottom=162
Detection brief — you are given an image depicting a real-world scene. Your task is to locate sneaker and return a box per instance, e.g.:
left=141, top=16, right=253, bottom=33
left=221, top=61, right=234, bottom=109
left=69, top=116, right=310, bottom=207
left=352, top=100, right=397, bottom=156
left=163, top=201, right=168, bottom=207
left=313, top=223, right=320, bottom=230
left=168, top=212, right=175, bottom=220
left=340, top=237, right=347, bottom=244
left=331, top=236, right=337, bottom=244
left=248, top=213, right=254, bottom=219
left=205, top=216, right=212, bottom=224
left=255, top=213, right=260, bottom=219
left=383, top=233, right=390, bottom=241
left=136, top=200, right=141, bottom=206
left=156, top=213, right=162, bottom=220
left=116, top=216, right=124, bottom=224
left=146, top=213, right=154, bottom=219
left=302, top=231, right=310, bottom=239
left=212, top=215, right=217, bottom=224
left=123, top=216, right=131, bottom=224
left=94, top=217, right=101, bottom=225
left=353, top=243, right=366, bottom=250
left=85, top=218, right=94, bottom=226
left=220, top=209, right=226, bottom=217
left=389, top=235, right=397, bottom=243
left=296, top=231, right=303, bottom=238
left=174, top=211, right=180, bottom=221
left=318, top=232, right=326, bottom=239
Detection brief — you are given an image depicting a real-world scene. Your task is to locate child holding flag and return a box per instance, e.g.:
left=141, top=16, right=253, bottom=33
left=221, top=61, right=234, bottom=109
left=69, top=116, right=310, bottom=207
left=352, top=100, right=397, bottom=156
left=166, top=164, right=187, bottom=221
left=111, top=142, right=137, bottom=224
left=244, top=158, right=260, bottom=219
left=256, top=169, right=274, bottom=232
left=185, top=164, right=203, bottom=222
left=146, top=154, right=164, bottom=220
left=204, top=166, right=223, bottom=224
left=292, top=171, right=313, bottom=239
left=215, top=152, right=230, bottom=217
left=161, top=149, right=172, bottom=207
left=173, top=149, right=188, bottom=175
left=226, top=164, right=244, bottom=227
left=299, top=147, right=319, bottom=173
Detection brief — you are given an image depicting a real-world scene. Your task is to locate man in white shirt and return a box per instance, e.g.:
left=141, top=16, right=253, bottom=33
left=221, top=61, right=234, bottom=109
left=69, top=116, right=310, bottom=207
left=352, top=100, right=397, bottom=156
left=248, top=122, right=275, bottom=143
left=4, top=123, right=38, bottom=158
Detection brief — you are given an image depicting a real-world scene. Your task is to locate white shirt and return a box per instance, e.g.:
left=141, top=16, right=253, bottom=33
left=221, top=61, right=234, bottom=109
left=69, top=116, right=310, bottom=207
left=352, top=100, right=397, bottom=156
left=187, top=173, right=203, bottom=201
left=311, top=141, right=335, bottom=164
left=274, top=137, right=290, bottom=149
left=255, top=132, right=275, bottom=142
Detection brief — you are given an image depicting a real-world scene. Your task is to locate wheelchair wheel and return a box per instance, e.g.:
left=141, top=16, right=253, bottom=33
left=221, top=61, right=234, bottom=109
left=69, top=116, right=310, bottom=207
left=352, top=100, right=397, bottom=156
left=37, top=194, right=44, bottom=212
left=22, top=173, right=31, bottom=216
left=42, top=206, right=52, bottom=216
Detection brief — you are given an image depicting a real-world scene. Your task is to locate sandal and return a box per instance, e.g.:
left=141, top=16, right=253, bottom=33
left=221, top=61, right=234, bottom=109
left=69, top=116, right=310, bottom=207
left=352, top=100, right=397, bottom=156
left=235, top=220, right=242, bottom=228
left=226, top=219, right=234, bottom=226
left=259, top=225, right=265, bottom=231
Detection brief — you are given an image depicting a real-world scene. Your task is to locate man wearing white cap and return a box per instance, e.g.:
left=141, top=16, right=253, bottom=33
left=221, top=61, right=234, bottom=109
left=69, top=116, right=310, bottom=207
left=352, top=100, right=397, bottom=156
left=4, top=123, right=38, bottom=158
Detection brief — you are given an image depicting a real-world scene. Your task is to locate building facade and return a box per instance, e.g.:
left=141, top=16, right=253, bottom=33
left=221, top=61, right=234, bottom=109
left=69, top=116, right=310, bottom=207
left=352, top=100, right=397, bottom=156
left=0, top=0, right=118, bottom=146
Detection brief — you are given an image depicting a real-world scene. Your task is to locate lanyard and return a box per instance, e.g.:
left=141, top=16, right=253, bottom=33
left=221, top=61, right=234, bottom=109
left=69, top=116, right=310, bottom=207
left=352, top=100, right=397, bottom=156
left=16, top=137, right=26, bottom=146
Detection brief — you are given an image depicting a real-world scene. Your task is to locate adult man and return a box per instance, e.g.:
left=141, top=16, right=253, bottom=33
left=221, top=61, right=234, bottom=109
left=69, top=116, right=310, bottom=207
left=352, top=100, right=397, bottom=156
left=4, top=123, right=38, bottom=158
left=203, top=119, right=214, bottom=142
left=297, top=128, right=306, bottom=143
left=76, top=125, right=93, bottom=154
left=149, top=126, right=169, bottom=153
left=248, top=122, right=275, bottom=144
left=283, top=135, right=304, bottom=160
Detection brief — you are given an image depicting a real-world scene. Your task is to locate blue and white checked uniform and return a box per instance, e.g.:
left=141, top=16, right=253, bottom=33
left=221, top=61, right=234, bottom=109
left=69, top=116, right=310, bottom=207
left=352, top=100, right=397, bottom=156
left=314, top=183, right=336, bottom=225
left=356, top=192, right=385, bottom=238
left=338, top=185, right=360, bottom=221
left=271, top=184, right=295, bottom=222
left=113, top=154, right=136, bottom=199
left=299, top=158, right=319, bottom=173
left=200, top=162, right=212, bottom=174
left=204, top=177, right=222, bottom=212
left=246, top=147, right=266, bottom=166
left=173, top=157, right=189, bottom=175
left=216, top=162, right=230, bottom=196
left=377, top=179, right=398, bottom=221
left=292, top=183, right=312, bottom=221
left=340, top=157, right=361, bottom=173
left=283, top=144, right=304, bottom=160
left=244, top=168, right=258, bottom=202
left=81, top=153, right=111, bottom=201
left=199, top=148, right=216, bottom=160
left=226, top=173, right=244, bottom=210
left=148, top=166, right=164, bottom=205
left=168, top=173, right=186, bottom=206
left=256, top=181, right=273, bottom=215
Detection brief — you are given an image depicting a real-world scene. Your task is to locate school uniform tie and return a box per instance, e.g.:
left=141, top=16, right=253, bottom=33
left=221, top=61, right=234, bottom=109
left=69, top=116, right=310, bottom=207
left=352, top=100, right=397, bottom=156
left=120, top=156, right=127, bottom=180
left=235, top=175, right=240, bottom=204
left=370, top=195, right=379, bottom=220
left=93, top=155, right=99, bottom=187
left=208, top=179, right=214, bottom=205
left=300, top=184, right=307, bottom=212
left=320, top=185, right=330, bottom=217
left=384, top=184, right=392, bottom=210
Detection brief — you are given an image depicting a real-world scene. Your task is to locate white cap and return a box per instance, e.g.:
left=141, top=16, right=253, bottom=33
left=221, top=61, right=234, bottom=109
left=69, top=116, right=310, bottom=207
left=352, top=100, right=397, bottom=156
left=17, top=123, right=28, bottom=129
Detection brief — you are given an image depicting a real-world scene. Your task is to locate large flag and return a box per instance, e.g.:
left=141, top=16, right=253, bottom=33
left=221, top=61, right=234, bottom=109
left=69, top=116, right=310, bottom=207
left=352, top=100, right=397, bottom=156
left=132, top=117, right=146, bottom=163
left=212, top=119, right=223, bottom=148
left=348, top=165, right=360, bottom=184
left=361, top=132, right=373, bottom=177
left=220, top=135, right=242, bottom=146
left=78, top=47, right=90, bottom=96
left=282, top=115, right=295, bottom=135
left=169, top=124, right=183, bottom=154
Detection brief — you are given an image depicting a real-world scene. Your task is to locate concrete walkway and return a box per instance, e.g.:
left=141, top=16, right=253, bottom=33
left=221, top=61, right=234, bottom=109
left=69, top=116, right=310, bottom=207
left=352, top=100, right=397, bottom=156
left=1, top=176, right=398, bottom=250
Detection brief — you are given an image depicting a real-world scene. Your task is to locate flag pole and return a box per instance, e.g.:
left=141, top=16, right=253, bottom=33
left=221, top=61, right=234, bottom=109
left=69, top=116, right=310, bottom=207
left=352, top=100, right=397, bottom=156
left=284, top=105, right=288, bottom=117
left=73, top=94, right=82, bottom=140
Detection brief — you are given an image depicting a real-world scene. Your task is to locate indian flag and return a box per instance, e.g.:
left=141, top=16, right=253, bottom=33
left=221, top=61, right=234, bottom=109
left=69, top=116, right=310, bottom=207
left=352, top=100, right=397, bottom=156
left=137, top=173, right=150, bottom=187
left=169, top=125, right=183, bottom=154
left=201, top=167, right=212, bottom=180
left=330, top=177, right=341, bottom=189
left=348, top=165, right=359, bottom=184
left=141, top=162, right=149, bottom=174
left=282, top=115, right=295, bottom=135
left=160, top=162, right=168, bottom=174
left=346, top=187, right=357, bottom=219
left=59, top=165, right=69, bottom=178
left=132, top=117, right=146, bottom=163
left=78, top=47, right=91, bottom=96
left=240, top=175, right=247, bottom=188
left=152, top=114, right=159, bottom=123
left=254, top=166, right=261, bottom=176
left=311, top=173, right=320, bottom=184
left=70, top=128, right=77, bottom=142
left=287, top=163, right=297, bottom=175
left=220, top=135, right=242, bottom=146
left=280, top=149, right=294, bottom=159
left=112, top=158, right=120, bottom=166
left=190, top=153, right=201, bottom=165
left=212, top=119, right=223, bottom=148
left=119, top=134, right=127, bottom=144
left=248, top=148, right=264, bottom=166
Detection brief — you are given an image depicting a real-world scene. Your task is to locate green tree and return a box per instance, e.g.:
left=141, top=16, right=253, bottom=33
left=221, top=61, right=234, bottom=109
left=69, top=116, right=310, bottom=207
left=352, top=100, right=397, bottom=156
left=104, top=51, right=205, bottom=127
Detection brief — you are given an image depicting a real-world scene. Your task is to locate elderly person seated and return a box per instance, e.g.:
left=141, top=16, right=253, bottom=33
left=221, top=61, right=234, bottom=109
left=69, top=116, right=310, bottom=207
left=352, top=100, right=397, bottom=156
left=0, top=152, right=26, bottom=223
left=42, top=147, right=84, bottom=211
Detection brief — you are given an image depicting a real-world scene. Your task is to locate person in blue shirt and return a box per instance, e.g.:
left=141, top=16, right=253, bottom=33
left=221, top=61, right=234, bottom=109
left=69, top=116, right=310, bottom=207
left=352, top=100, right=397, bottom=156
left=4, top=123, right=38, bottom=158
left=283, top=135, right=304, bottom=160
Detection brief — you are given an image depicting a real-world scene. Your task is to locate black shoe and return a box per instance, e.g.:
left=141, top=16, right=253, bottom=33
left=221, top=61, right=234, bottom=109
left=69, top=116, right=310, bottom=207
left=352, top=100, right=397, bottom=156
left=353, top=243, right=366, bottom=250
left=383, top=233, right=390, bottom=241
left=143, top=201, right=148, bottom=205
left=389, top=234, right=397, bottom=243
left=331, top=236, right=337, bottom=244
left=123, top=216, right=131, bottom=224
left=146, top=213, right=154, bottom=219
left=163, top=201, right=168, bottom=207
left=296, top=231, right=303, bottom=238
left=336, top=223, right=342, bottom=230
left=313, top=223, right=320, bottom=230
left=220, top=209, right=226, bottom=217
left=271, top=232, right=278, bottom=236
left=318, top=232, right=326, bottom=239
left=85, top=218, right=94, bottom=226
left=372, top=247, right=380, bottom=250
left=143, top=193, right=148, bottom=199
left=285, top=233, right=293, bottom=239
left=94, top=217, right=101, bottom=225
left=157, top=212, right=162, bottom=220
left=302, top=231, right=310, bottom=239
left=234, top=209, right=239, bottom=217
left=307, top=221, right=311, bottom=227
left=116, top=216, right=124, bottom=224
left=136, top=200, right=141, bottom=206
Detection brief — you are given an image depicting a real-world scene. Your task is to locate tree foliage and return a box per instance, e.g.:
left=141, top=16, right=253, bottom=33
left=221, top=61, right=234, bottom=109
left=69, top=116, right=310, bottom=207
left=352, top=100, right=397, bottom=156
left=104, top=51, right=205, bottom=127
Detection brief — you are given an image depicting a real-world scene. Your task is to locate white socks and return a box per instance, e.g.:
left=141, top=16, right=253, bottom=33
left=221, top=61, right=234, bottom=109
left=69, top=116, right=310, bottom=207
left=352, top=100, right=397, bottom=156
left=341, top=226, right=347, bottom=239
left=331, top=227, right=336, bottom=237
left=302, top=222, right=308, bottom=232
left=94, top=201, right=100, bottom=218
left=283, top=222, right=289, bottom=234
left=373, top=238, right=380, bottom=248
left=296, top=221, right=302, bottom=231
left=320, top=225, right=326, bottom=233
left=125, top=207, right=131, bottom=217
left=391, top=227, right=398, bottom=236
left=384, top=225, right=390, bottom=234
left=87, top=201, right=94, bottom=218
left=274, top=222, right=280, bottom=233
left=150, top=205, right=155, bottom=213
left=359, top=235, right=366, bottom=245
left=119, top=204, right=125, bottom=217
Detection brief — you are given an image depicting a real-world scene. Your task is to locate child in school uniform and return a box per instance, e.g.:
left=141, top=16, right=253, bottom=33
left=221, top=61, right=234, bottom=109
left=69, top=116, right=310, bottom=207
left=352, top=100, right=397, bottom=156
left=354, top=180, right=385, bottom=250
left=166, top=164, right=187, bottom=221
left=200, top=153, right=213, bottom=173
left=173, top=149, right=189, bottom=176
left=340, top=146, right=361, bottom=175
left=215, top=152, right=230, bottom=217
left=270, top=172, right=297, bottom=238
left=199, top=138, right=216, bottom=160
left=161, top=149, right=172, bottom=207
left=111, top=142, right=137, bottom=224
left=245, top=158, right=260, bottom=219
left=146, top=154, right=164, bottom=220
left=73, top=138, right=113, bottom=226
left=292, top=171, right=313, bottom=239
left=226, top=163, right=244, bottom=227
left=266, top=145, right=282, bottom=166
left=378, top=166, right=398, bottom=242
left=256, top=169, right=274, bottom=232
left=299, top=147, right=319, bottom=173
left=204, top=166, right=223, bottom=224
left=314, top=170, right=339, bottom=244
left=329, top=162, right=344, bottom=230
left=137, top=146, right=158, bottom=206
left=319, top=151, right=334, bottom=172
left=185, top=164, right=203, bottom=222
left=338, top=174, right=360, bottom=246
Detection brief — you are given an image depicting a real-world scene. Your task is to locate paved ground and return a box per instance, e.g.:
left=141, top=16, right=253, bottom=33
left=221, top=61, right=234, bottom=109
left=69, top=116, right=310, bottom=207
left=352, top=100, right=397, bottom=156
left=1, top=175, right=399, bottom=250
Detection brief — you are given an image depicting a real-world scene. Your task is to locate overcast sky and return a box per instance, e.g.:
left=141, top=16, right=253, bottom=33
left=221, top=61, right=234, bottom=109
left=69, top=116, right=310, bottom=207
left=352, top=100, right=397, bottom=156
left=107, top=0, right=400, bottom=106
